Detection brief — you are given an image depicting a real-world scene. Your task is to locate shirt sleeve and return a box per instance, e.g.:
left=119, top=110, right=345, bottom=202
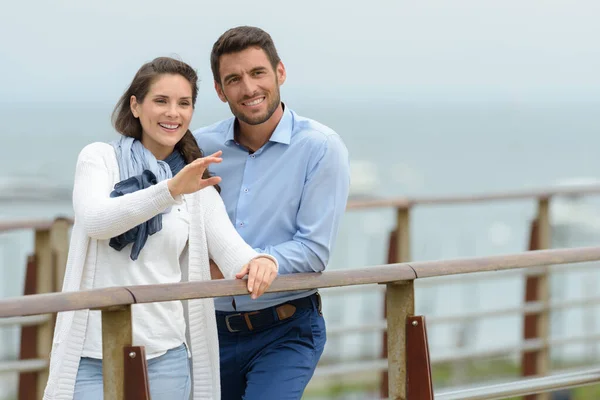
left=255, top=134, right=350, bottom=274
left=203, top=187, right=277, bottom=279
left=72, top=143, right=179, bottom=240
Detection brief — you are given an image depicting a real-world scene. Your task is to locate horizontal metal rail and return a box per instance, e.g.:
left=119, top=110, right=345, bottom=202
left=415, top=261, right=600, bottom=287
left=0, top=359, right=48, bottom=374
left=346, top=185, right=600, bottom=209
left=326, top=295, right=600, bottom=336
left=0, top=219, right=55, bottom=233
left=1, top=184, right=599, bottom=233
left=0, top=314, right=50, bottom=327
left=314, top=333, right=600, bottom=378
left=313, top=359, right=388, bottom=378
left=319, top=262, right=599, bottom=293
left=0, top=217, right=73, bottom=233
left=3, top=246, right=600, bottom=318
left=320, top=284, right=385, bottom=295
left=435, top=366, right=600, bottom=400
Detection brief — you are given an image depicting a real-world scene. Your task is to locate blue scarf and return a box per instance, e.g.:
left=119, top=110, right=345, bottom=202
left=109, top=136, right=186, bottom=260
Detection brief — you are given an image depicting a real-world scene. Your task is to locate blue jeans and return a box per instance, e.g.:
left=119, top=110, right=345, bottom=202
left=217, top=293, right=326, bottom=400
left=74, top=343, right=191, bottom=400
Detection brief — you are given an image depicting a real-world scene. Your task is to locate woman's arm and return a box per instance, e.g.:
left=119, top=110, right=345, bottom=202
left=73, top=143, right=179, bottom=240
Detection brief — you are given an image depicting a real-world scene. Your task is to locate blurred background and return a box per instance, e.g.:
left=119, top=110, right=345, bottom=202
left=2, top=0, right=600, bottom=398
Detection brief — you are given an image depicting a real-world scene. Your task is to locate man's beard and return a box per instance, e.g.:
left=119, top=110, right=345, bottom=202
left=229, top=86, right=281, bottom=125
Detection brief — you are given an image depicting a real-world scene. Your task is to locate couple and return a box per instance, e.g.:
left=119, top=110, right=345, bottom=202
left=43, top=26, right=351, bottom=400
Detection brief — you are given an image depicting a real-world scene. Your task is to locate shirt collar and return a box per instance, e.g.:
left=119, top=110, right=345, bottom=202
left=268, top=104, right=293, bottom=145
left=223, top=103, right=293, bottom=147
left=224, top=119, right=236, bottom=146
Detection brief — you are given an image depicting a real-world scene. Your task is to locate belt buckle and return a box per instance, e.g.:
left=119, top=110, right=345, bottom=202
left=224, top=313, right=242, bottom=333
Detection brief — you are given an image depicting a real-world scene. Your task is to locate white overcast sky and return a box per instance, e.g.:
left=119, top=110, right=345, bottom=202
left=2, top=0, right=599, bottom=105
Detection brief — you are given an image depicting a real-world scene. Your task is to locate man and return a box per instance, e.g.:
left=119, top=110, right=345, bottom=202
left=193, top=26, right=350, bottom=399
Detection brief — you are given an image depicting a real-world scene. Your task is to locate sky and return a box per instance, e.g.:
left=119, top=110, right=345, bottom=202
left=1, top=0, right=600, bottom=105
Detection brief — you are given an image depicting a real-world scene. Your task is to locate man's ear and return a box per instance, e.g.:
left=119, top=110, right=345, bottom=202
left=276, top=61, right=286, bottom=86
left=214, top=81, right=228, bottom=103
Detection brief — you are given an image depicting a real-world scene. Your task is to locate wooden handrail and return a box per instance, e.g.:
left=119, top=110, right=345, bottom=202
left=2, top=246, right=600, bottom=319
left=1, top=184, right=599, bottom=233
left=0, top=220, right=55, bottom=233
left=0, top=217, right=73, bottom=233
left=346, top=184, right=600, bottom=209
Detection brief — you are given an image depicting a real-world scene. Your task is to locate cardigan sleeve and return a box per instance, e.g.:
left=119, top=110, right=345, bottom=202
left=72, top=143, right=179, bottom=240
left=202, top=187, right=278, bottom=279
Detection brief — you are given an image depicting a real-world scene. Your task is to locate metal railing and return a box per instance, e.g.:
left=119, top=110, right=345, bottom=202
left=3, top=185, right=600, bottom=398
left=342, top=184, right=600, bottom=399
left=2, top=246, right=600, bottom=398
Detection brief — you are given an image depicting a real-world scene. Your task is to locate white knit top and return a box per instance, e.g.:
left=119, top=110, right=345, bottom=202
left=81, top=195, right=190, bottom=360
left=43, top=142, right=275, bottom=400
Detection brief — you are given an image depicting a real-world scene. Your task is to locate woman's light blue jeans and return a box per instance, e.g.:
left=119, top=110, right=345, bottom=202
left=74, top=343, right=191, bottom=400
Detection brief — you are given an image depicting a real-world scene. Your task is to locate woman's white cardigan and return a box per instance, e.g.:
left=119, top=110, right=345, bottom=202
left=43, top=142, right=272, bottom=399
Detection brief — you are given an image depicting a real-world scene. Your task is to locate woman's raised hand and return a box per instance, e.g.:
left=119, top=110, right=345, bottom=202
left=168, top=151, right=223, bottom=197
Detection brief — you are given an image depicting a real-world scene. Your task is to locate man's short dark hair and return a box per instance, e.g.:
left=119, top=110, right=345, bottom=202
left=211, top=26, right=281, bottom=84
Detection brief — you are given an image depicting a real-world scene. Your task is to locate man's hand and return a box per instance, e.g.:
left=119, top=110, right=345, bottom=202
left=236, top=257, right=278, bottom=299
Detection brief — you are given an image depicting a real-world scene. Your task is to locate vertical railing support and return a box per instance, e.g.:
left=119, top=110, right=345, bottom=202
left=381, top=206, right=412, bottom=398
left=386, top=281, right=415, bottom=400
left=406, top=316, right=434, bottom=399
left=102, top=305, right=133, bottom=400
left=18, top=255, right=39, bottom=400
left=522, top=197, right=551, bottom=400
left=19, top=218, right=71, bottom=400
left=33, top=226, right=53, bottom=399
left=50, top=218, right=70, bottom=293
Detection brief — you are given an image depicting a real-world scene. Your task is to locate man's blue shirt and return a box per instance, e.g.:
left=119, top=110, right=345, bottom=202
left=193, top=105, right=350, bottom=311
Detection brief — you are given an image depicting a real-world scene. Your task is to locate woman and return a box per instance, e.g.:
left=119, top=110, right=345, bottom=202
left=43, top=57, right=278, bottom=400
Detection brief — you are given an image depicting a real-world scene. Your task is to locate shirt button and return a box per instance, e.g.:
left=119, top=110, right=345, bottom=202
left=239, top=222, right=244, bottom=227
left=250, top=154, right=255, bottom=158
left=244, top=188, right=249, bottom=193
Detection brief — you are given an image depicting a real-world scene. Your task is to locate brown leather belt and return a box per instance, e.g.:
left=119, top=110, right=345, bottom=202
left=217, top=293, right=321, bottom=333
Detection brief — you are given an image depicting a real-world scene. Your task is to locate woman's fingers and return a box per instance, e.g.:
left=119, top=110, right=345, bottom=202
left=191, top=156, right=222, bottom=169
left=199, top=176, right=222, bottom=189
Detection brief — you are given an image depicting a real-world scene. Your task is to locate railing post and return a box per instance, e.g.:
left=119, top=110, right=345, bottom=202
left=18, top=255, right=39, bottom=400
left=522, top=197, right=551, bottom=400
left=381, top=206, right=411, bottom=398
left=33, top=226, right=53, bottom=399
left=386, top=281, right=415, bottom=400
left=50, top=218, right=70, bottom=293
left=102, top=305, right=133, bottom=400
left=18, top=218, right=70, bottom=400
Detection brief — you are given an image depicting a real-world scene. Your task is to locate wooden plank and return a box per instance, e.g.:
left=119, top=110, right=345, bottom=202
left=382, top=206, right=412, bottom=398
left=522, top=198, right=551, bottom=400
left=34, top=228, right=53, bottom=399
left=1, top=246, right=600, bottom=318
left=346, top=185, right=600, bottom=209
left=386, top=281, right=415, bottom=400
left=0, top=287, right=136, bottom=318
left=0, top=218, right=73, bottom=233
left=51, top=218, right=70, bottom=294
left=102, top=306, right=133, bottom=400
